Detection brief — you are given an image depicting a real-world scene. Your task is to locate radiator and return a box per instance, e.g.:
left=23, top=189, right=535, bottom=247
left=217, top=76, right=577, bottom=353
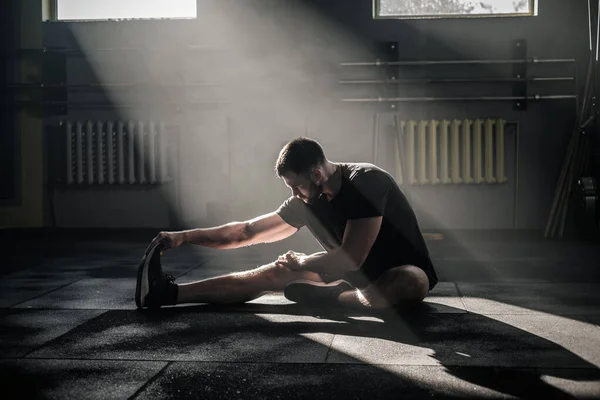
left=393, top=118, right=508, bottom=186
left=64, top=120, right=171, bottom=185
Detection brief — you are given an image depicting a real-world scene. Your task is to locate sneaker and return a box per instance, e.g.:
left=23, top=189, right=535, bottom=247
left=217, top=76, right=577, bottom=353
left=284, top=279, right=353, bottom=307
left=135, top=241, right=177, bottom=309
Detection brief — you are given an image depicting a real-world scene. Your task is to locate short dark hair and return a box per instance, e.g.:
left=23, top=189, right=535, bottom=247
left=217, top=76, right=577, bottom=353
left=275, top=137, right=326, bottom=177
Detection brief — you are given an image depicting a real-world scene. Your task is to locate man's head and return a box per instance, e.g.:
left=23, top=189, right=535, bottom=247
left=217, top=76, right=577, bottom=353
left=275, top=137, right=327, bottom=204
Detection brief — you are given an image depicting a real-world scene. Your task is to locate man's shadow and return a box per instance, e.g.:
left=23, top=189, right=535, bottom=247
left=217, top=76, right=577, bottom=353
left=142, top=300, right=600, bottom=399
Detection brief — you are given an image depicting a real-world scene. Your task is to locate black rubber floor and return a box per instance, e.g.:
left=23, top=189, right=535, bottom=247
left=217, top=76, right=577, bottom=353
left=1, top=230, right=599, bottom=399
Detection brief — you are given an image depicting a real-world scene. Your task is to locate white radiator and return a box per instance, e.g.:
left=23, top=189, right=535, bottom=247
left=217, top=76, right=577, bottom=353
left=393, top=117, right=508, bottom=186
left=64, top=120, right=171, bottom=185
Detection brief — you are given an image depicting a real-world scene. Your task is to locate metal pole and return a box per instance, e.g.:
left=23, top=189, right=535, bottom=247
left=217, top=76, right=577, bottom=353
left=339, top=77, right=575, bottom=85
left=589, top=0, right=594, bottom=52
left=3, top=45, right=220, bottom=56
left=342, top=95, right=576, bottom=103
left=227, top=115, right=233, bottom=222
left=596, top=0, right=600, bottom=61
left=1, top=100, right=226, bottom=105
left=372, top=113, right=380, bottom=164
left=340, top=58, right=576, bottom=67
left=4, top=82, right=221, bottom=88
left=0, top=100, right=228, bottom=109
left=511, top=122, right=520, bottom=230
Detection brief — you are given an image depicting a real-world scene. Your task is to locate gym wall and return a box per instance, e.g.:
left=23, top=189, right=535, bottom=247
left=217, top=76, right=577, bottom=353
left=39, top=0, right=586, bottom=236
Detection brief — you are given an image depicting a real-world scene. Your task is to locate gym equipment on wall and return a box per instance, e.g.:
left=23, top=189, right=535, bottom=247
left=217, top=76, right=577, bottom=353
left=0, top=46, right=225, bottom=115
left=545, top=0, right=600, bottom=239
left=339, top=41, right=577, bottom=111
left=575, top=176, right=599, bottom=236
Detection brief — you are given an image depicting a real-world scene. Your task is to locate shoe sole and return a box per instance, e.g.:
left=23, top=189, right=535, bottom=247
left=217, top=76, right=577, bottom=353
left=135, top=242, right=160, bottom=309
left=284, top=279, right=352, bottom=304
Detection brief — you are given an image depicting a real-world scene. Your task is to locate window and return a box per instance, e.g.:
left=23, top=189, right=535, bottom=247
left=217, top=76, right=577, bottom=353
left=47, top=0, right=197, bottom=21
left=374, top=0, right=537, bottom=19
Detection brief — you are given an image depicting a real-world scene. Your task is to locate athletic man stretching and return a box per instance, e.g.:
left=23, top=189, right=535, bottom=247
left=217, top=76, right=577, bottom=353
left=135, top=137, right=438, bottom=311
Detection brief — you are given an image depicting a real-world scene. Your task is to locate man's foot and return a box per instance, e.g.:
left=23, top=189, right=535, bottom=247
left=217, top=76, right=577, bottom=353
left=135, top=241, right=178, bottom=309
left=284, top=279, right=353, bottom=307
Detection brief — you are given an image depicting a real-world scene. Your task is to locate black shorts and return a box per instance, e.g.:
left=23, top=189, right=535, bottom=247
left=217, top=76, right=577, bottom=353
left=319, top=252, right=437, bottom=290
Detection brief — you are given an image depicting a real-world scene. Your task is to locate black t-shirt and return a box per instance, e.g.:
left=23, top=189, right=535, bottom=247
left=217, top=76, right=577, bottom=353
left=277, top=162, right=438, bottom=290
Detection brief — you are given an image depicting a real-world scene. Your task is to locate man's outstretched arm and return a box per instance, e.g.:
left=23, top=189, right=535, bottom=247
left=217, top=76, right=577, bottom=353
left=154, top=212, right=298, bottom=251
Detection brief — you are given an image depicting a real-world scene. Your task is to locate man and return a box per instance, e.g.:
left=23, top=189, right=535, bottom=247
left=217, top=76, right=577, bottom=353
left=135, top=137, right=438, bottom=311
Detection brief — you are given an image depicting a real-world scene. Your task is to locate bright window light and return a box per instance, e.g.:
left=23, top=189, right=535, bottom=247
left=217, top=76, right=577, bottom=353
left=56, top=0, right=197, bottom=21
left=374, top=0, right=536, bottom=19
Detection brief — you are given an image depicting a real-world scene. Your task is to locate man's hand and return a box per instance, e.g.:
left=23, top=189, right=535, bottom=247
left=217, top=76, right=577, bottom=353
left=275, top=250, right=307, bottom=271
left=149, top=231, right=185, bottom=255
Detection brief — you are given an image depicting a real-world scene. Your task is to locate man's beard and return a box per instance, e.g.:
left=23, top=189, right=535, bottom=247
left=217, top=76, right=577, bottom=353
left=303, top=182, right=323, bottom=205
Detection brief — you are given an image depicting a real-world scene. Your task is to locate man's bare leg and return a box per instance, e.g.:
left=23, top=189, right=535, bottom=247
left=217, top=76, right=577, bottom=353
left=337, top=265, right=429, bottom=310
left=177, top=262, right=323, bottom=305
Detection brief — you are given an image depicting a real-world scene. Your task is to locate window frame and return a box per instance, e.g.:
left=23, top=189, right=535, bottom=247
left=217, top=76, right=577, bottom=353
left=42, top=0, right=197, bottom=22
left=372, top=0, right=537, bottom=20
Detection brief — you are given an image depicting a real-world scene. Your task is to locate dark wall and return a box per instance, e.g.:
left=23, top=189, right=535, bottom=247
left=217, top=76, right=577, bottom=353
left=41, top=0, right=588, bottom=232
left=0, top=0, right=18, bottom=204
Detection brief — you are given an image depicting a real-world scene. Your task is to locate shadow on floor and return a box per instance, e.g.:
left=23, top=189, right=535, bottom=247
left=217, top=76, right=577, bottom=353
left=4, top=303, right=596, bottom=399
left=149, top=303, right=600, bottom=399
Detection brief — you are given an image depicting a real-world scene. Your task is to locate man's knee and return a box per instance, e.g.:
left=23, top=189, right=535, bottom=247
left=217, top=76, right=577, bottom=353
left=363, top=265, right=429, bottom=308
left=249, top=262, right=322, bottom=291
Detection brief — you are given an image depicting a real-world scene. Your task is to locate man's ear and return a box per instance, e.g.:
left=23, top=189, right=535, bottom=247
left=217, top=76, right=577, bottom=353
left=311, top=169, right=322, bottom=184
